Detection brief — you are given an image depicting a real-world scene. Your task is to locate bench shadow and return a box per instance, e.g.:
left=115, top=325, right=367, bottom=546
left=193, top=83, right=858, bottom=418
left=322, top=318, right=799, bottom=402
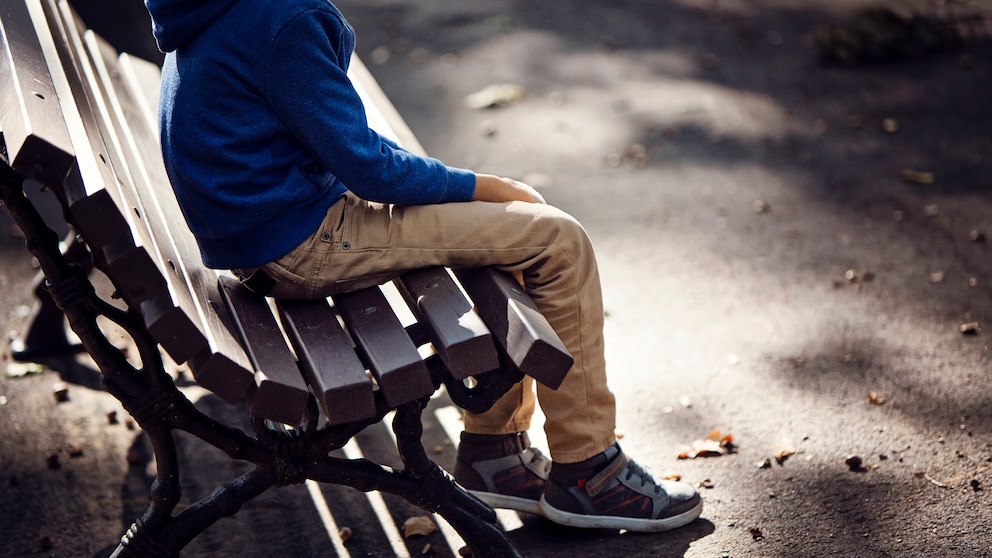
left=89, top=388, right=717, bottom=557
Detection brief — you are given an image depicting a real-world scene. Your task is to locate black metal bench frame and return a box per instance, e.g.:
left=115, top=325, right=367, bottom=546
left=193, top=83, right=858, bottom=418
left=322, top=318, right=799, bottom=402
left=0, top=1, right=572, bottom=556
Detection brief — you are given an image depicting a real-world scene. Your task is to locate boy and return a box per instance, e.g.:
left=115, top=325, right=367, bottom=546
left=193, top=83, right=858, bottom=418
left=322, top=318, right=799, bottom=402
left=145, top=0, right=702, bottom=531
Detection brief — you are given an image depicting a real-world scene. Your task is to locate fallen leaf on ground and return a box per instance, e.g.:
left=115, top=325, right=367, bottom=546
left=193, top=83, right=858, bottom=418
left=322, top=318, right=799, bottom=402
left=774, top=444, right=796, bottom=465
left=5, top=362, right=46, bottom=378
left=52, top=382, right=70, bottom=403
left=901, top=169, right=935, bottom=185
left=402, top=516, right=437, bottom=538
left=678, top=430, right=737, bottom=459
left=867, top=392, right=886, bottom=405
left=465, top=84, right=525, bottom=109
left=959, top=322, right=980, bottom=335
left=338, top=527, right=352, bottom=543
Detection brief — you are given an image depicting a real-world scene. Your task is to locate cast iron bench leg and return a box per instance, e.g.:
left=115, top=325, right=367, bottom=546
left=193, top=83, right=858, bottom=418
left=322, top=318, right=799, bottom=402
left=393, top=400, right=523, bottom=558
left=10, top=234, right=89, bottom=362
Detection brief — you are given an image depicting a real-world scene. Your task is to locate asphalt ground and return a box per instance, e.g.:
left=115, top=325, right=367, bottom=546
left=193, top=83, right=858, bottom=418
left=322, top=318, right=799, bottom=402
left=1, top=0, right=991, bottom=557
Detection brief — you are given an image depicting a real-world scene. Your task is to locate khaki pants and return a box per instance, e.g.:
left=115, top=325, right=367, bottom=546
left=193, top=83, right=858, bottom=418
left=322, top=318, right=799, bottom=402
left=260, top=192, right=616, bottom=463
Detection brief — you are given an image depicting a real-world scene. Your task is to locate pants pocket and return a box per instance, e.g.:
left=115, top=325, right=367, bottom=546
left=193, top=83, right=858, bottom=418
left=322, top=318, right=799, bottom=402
left=263, top=259, right=308, bottom=299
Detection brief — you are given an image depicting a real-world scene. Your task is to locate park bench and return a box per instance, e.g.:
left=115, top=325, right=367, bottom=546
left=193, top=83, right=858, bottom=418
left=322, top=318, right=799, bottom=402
left=0, top=1, right=572, bottom=556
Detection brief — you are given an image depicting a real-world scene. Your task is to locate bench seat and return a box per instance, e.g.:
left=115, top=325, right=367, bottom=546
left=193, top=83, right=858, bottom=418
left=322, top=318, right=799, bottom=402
left=0, top=1, right=572, bottom=556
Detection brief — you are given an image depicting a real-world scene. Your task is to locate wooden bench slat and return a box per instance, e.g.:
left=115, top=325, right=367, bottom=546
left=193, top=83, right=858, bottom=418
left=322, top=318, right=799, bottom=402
left=36, top=0, right=208, bottom=364
left=37, top=0, right=206, bottom=357
left=217, top=276, right=309, bottom=426
left=34, top=0, right=121, bottom=213
left=276, top=298, right=376, bottom=426
left=453, top=268, right=573, bottom=390
left=74, top=25, right=253, bottom=402
left=397, top=268, right=499, bottom=379
left=118, top=53, right=160, bottom=126
left=334, top=287, right=434, bottom=408
left=0, top=0, right=75, bottom=186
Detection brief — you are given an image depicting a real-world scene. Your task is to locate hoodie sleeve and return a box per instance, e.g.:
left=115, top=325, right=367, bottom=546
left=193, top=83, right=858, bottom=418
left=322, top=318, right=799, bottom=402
left=264, top=9, right=475, bottom=205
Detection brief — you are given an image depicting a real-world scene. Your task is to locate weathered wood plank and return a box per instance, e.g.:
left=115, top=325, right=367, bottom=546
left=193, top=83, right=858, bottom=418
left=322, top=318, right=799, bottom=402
left=276, top=298, right=376, bottom=425
left=217, top=276, right=309, bottom=426
left=334, top=286, right=434, bottom=408
left=44, top=0, right=208, bottom=363
left=74, top=24, right=252, bottom=402
left=397, top=267, right=499, bottom=379
left=0, top=0, right=74, bottom=186
left=453, top=268, right=573, bottom=389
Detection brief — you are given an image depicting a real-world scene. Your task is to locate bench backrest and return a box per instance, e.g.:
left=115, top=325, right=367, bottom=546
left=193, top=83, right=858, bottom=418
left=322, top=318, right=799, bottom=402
left=1, top=0, right=572, bottom=428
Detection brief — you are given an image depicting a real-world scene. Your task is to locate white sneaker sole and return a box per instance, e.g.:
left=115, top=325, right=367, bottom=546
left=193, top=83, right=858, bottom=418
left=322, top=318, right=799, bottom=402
left=538, top=495, right=703, bottom=532
left=469, top=490, right=544, bottom=516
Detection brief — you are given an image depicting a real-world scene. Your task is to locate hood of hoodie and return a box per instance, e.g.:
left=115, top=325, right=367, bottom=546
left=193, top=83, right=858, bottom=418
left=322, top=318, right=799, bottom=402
left=145, top=0, right=240, bottom=52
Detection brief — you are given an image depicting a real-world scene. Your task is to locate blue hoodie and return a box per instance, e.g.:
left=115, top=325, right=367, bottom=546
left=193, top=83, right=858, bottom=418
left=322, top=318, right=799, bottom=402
left=144, top=0, right=476, bottom=269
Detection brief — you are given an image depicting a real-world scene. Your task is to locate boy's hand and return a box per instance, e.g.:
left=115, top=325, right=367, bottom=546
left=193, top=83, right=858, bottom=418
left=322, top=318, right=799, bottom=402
left=472, top=174, right=546, bottom=204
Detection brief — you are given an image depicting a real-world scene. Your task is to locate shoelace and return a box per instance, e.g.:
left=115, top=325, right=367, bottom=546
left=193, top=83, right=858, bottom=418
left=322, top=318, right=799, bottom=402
left=623, top=459, right=662, bottom=496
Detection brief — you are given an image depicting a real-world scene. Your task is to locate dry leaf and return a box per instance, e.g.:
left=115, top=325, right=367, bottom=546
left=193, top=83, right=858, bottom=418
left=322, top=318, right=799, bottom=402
left=465, top=84, right=525, bottom=109
left=52, top=382, right=70, bottom=403
left=402, top=516, right=437, bottom=538
left=901, top=169, right=935, bottom=185
left=678, top=430, right=737, bottom=459
left=338, top=527, right=352, bottom=543
left=774, top=444, right=796, bottom=465
left=867, top=392, right=886, bottom=405
left=5, top=361, right=45, bottom=378
left=960, top=322, right=980, bottom=335
left=690, top=438, right=725, bottom=458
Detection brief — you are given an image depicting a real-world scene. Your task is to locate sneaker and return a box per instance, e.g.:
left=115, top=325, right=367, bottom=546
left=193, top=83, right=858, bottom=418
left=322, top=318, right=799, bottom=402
left=539, top=444, right=703, bottom=532
left=453, top=432, right=551, bottom=515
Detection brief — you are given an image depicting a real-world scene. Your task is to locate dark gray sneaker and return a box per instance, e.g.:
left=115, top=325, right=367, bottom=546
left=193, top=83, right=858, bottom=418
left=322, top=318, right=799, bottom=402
left=453, top=432, right=551, bottom=515
left=539, top=444, right=703, bottom=532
